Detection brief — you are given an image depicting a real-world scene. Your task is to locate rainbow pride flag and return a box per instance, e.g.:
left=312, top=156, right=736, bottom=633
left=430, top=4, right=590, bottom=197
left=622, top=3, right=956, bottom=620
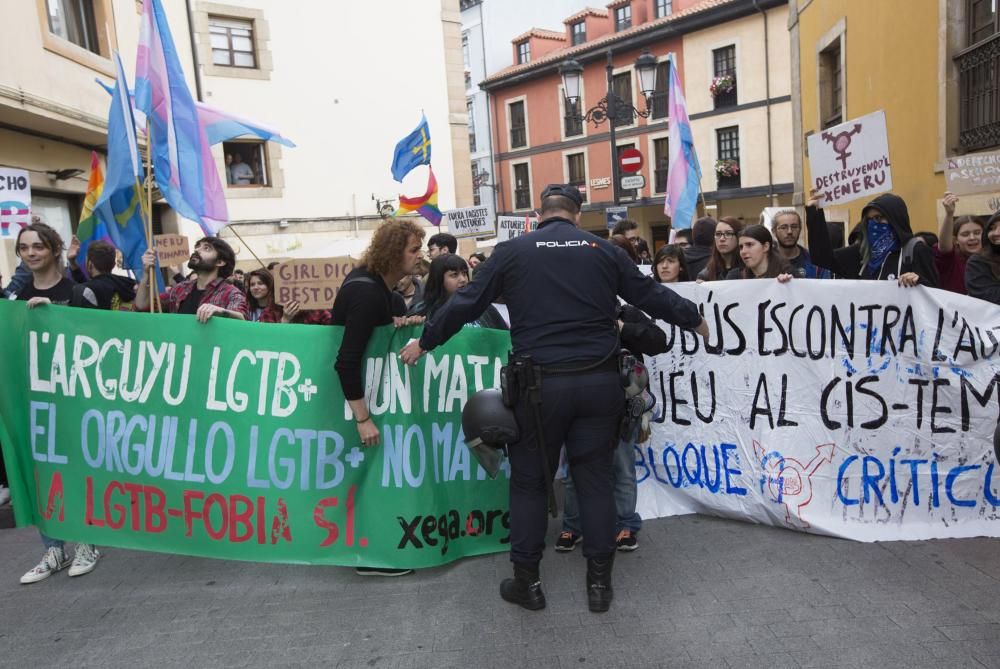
left=76, top=152, right=111, bottom=278
left=395, top=167, right=442, bottom=226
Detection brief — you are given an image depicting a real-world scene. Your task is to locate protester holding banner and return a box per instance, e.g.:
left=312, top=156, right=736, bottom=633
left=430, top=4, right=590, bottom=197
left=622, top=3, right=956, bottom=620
left=965, top=212, right=1000, bottom=304
left=244, top=269, right=283, bottom=322
left=805, top=191, right=939, bottom=288
left=698, top=217, right=744, bottom=281
left=401, top=184, right=708, bottom=613
left=427, top=232, right=457, bottom=259
left=332, top=218, right=423, bottom=577
left=407, top=254, right=507, bottom=329
left=136, top=237, right=250, bottom=320
left=8, top=223, right=76, bottom=305
left=652, top=244, right=690, bottom=283
left=11, top=222, right=102, bottom=583
left=726, top=225, right=801, bottom=281
left=935, top=192, right=982, bottom=295
left=771, top=210, right=830, bottom=279
left=69, top=241, right=137, bottom=310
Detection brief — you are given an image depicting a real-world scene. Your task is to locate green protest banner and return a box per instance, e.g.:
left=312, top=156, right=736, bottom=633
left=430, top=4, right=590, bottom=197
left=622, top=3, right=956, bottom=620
left=0, top=301, right=512, bottom=568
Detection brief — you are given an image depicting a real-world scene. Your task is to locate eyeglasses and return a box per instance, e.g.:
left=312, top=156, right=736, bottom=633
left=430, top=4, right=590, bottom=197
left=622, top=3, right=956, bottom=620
left=775, top=224, right=801, bottom=233
left=714, top=231, right=736, bottom=239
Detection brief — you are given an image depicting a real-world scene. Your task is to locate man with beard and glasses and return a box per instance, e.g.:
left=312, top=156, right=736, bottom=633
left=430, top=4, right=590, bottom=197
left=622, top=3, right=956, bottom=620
left=771, top=209, right=830, bottom=279
left=135, top=237, right=249, bottom=320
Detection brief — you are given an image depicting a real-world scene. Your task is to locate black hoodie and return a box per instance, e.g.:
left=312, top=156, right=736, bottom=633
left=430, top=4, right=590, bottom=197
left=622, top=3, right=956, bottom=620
left=71, top=273, right=138, bottom=310
left=806, top=193, right=939, bottom=287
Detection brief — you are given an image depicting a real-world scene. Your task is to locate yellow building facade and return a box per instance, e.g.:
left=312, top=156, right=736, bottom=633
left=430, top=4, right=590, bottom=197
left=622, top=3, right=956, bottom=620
left=790, top=0, right=994, bottom=234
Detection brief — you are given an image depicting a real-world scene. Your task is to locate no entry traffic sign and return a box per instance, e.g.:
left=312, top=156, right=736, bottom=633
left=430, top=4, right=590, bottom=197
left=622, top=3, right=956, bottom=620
left=619, top=148, right=643, bottom=174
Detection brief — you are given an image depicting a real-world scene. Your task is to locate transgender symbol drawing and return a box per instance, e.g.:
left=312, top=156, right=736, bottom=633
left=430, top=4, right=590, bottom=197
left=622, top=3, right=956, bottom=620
left=822, top=123, right=863, bottom=169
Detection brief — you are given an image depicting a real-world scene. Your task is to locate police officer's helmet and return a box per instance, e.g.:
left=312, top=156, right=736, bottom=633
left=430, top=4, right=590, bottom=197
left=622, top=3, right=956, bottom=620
left=463, top=389, right=518, bottom=479
left=463, top=389, right=519, bottom=448
left=541, top=184, right=584, bottom=210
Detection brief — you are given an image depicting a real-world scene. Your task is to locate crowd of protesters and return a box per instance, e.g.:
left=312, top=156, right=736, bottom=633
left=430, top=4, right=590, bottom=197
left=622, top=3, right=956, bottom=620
left=4, top=186, right=1000, bottom=581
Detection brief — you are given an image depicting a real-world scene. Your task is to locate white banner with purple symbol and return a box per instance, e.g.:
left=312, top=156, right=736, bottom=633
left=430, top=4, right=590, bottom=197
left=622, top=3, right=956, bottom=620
left=639, top=280, right=1000, bottom=541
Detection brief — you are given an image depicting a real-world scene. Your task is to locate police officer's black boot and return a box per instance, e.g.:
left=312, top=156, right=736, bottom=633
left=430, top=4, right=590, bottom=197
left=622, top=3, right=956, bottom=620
left=500, top=562, right=546, bottom=610
left=586, top=554, right=615, bottom=613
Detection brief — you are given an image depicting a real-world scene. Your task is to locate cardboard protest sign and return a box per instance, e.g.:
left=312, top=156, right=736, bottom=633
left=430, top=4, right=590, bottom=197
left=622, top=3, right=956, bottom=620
left=445, top=205, right=494, bottom=239
left=0, top=303, right=510, bottom=567
left=153, top=234, right=190, bottom=266
left=496, top=216, right=537, bottom=243
left=807, top=111, right=892, bottom=206
left=0, top=168, right=31, bottom=237
left=273, top=257, right=356, bottom=308
left=946, top=148, right=1000, bottom=196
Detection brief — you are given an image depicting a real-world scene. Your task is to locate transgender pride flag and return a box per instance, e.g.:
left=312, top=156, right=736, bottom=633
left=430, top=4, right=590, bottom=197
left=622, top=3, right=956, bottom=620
left=136, top=0, right=227, bottom=235
left=663, top=54, right=702, bottom=230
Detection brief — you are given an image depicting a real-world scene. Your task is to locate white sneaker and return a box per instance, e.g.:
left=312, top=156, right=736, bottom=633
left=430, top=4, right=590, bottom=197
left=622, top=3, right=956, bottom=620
left=0, top=485, right=10, bottom=506
left=20, top=546, right=70, bottom=584
left=68, top=543, right=100, bottom=577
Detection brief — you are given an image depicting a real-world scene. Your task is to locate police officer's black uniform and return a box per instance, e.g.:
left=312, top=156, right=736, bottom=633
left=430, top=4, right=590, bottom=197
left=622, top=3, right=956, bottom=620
left=416, top=186, right=704, bottom=612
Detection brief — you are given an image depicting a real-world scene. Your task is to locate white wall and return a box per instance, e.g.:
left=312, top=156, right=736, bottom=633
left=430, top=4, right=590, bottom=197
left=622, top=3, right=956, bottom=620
left=199, top=0, right=461, bottom=223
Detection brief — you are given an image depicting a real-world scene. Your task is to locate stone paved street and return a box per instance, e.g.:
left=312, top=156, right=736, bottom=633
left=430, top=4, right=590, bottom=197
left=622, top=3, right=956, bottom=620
left=2, top=509, right=1000, bottom=668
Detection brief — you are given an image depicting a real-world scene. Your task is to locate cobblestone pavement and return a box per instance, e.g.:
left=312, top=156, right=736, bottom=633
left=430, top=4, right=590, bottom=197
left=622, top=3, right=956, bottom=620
left=1, top=510, right=999, bottom=669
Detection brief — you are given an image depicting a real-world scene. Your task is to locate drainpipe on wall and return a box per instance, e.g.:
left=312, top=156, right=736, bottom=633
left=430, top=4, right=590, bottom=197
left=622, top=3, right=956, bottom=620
left=753, top=0, right=774, bottom=206
left=185, top=0, right=204, bottom=101
left=480, top=1, right=498, bottom=215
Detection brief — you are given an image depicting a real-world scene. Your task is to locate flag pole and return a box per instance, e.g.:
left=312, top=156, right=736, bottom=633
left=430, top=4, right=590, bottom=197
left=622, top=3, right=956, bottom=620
left=142, top=128, right=159, bottom=313
left=227, top=224, right=267, bottom=270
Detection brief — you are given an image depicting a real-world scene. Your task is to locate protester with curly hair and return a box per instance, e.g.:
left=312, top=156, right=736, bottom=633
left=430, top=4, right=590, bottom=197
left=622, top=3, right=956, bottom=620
left=331, top=218, right=425, bottom=576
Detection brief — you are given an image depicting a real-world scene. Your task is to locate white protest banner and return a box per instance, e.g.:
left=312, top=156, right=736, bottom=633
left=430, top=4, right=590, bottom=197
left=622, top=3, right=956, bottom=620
left=0, top=168, right=31, bottom=237
left=446, top=205, right=495, bottom=239
left=273, top=257, right=357, bottom=309
left=808, top=111, right=892, bottom=207
left=946, top=149, right=1000, bottom=196
left=639, top=280, right=1000, bottom=541
left=496, top=215, right=537, bottom=243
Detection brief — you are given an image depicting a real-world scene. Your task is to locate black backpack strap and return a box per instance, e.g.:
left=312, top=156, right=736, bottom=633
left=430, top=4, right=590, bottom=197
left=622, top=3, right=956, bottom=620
left=901, top=237, right=921, bottom=269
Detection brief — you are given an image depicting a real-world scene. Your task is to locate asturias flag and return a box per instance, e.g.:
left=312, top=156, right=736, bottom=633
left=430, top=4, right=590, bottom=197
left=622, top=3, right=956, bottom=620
left=96, top=52, right=164, bottom=292
left=663, top=54, right=702, bottom=230
left=391, top=115, right=432, bottom=182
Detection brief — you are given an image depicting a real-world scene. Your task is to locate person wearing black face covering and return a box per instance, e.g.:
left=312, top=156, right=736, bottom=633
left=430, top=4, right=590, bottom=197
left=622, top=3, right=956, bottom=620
left=965, top=213, right=1000, bottom=304
left=804, top=189, right=939, bottom=288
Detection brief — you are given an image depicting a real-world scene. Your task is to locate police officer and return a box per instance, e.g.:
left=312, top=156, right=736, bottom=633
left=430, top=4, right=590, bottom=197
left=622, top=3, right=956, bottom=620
left=400, top=185, right=708, bottom=613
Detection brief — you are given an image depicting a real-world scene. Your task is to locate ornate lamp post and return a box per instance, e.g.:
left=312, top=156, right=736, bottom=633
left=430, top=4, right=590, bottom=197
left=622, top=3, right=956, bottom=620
left=559, top=48, right=659, bottom=206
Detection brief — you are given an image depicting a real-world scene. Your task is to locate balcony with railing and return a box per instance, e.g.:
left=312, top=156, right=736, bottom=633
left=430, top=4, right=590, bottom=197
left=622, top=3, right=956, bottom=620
left=956, top=33, right=1000, bottom=152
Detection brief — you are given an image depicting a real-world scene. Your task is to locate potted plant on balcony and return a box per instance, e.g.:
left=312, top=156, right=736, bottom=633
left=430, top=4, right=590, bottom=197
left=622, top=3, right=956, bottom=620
left=709, top=74, right=736, bottom=98
left=715, top=159, right=740, bottom=178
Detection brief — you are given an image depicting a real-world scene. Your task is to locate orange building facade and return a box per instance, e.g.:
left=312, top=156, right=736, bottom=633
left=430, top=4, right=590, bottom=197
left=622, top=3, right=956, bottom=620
left=481, top=0, right=792, bottom=244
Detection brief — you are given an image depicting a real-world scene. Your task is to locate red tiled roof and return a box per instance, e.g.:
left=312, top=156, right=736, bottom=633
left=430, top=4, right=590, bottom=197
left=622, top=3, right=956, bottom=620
left=511, top=28, right=568, bottom=44
left=484, top=0, right=735, bottom=86
left=563, top=7, right=609, bottom=24
left=606, top=0, right=631, bottom=9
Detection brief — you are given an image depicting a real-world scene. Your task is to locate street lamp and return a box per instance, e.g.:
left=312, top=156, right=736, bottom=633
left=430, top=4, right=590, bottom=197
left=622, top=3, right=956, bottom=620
left=559, top=48, right=660, bottom=205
